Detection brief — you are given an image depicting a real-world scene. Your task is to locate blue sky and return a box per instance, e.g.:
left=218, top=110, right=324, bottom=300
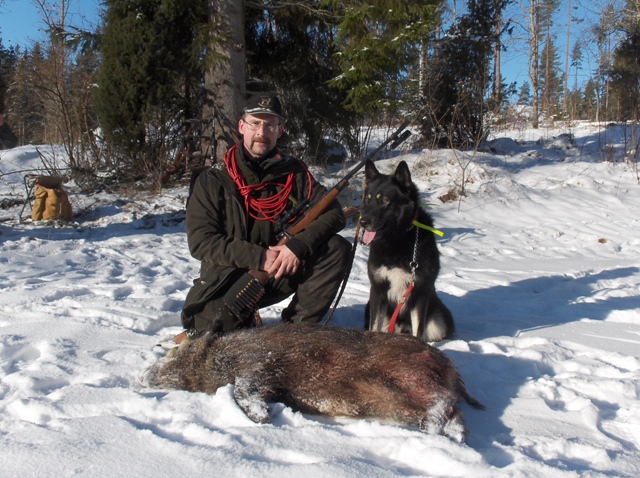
left=1, top=0, right=592, bottom=96
left=0, top=0, right=102, bottom=48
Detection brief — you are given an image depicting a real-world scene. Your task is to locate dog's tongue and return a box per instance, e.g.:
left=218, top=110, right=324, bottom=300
left=362, top=230, right=377, bottom=245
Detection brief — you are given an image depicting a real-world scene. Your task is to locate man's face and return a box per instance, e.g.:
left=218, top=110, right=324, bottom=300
left=239, top=113, right=284, bottom=158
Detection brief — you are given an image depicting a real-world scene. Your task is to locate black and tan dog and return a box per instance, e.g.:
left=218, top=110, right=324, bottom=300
left=146, top=323, right=483, bottom=442
left=360, top=160, right=454, bottom=342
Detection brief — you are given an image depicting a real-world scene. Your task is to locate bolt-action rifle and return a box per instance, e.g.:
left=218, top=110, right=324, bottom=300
left=173, top=121, right=412, bottom=343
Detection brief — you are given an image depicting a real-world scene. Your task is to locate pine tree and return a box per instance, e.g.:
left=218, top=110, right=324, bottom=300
left=491, top=0, right=513, bottom=112
left=6, top=46, right=47, bottom=145
left=592, top=3, right=619, bottom=122
left=204, top=1, right=440, bottom=163
left=570, top=41, right=582, bottom=90
left=0, top=36, right=19, bottom=149
left=66, top=45, right=101, bottom=169
left=582, top=78, right=598, bottom=120
left=0, top=37, right=18, bottom=115
left=202, top=0, right=246, bottom=163
left=97, top=1, right=162, bottom=166
left=608, top=1, right=640, bottom=121
left=538, top=0, right=561, bottom=120
left=526, top=0, right=541, bottom=128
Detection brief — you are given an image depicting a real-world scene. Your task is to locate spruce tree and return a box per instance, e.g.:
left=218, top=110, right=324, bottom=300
left=202, top=0, right=246, bottom=164
left=0, top=37, right=17, bottom=114
left=539, top=37, right=564, bottom=119
left=610, top=28, right=640, bottom=121
left=328, top=0, right=439, bottom=115
left=244, top=2, right=359, bottom=164
left=582, top=79, right=598, bottom=120
left=240, top=1, right=441, bottom=163
left=420, top=0, right=501, bottom=148
left=538, top=0, right=560, bottom=120
left=570, top=41, right=582, bottom=91
left=518, top=82, right=532, bottom=105
left=6, top=46, right=47, bottom=145
left=609, top=1, right=640, bottom=121
left=96, top=0, right=207, bottom=177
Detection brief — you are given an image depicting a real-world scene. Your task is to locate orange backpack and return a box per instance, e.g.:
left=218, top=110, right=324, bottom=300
left=31, top=176, right=73, bottom=221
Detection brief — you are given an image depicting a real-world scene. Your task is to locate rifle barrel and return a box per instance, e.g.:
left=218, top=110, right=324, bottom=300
left=340, top=119, right=411, bottom=184
left=276, top=120, right=412, bottom=236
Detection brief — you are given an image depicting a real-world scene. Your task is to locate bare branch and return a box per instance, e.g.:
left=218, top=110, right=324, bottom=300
left=244, top=0, right=339, bottom=19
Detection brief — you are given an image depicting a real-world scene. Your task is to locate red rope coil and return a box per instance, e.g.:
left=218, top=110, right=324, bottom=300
left=224, top=144, right=311, bottom=223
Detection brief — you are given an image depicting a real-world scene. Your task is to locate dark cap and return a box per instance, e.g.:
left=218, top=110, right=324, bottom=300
left=243, top=94, right=284, bottom=120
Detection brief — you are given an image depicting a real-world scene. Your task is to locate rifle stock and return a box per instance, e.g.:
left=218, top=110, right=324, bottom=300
left=284, top=180, right=347, bottom=238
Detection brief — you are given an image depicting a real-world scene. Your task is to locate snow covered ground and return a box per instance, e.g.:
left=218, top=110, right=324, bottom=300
left=1, top=122, right=639, bottom=477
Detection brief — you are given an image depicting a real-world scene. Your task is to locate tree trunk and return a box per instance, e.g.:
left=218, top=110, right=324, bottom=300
left=543, top=35, right=551, bottom=113
left=529, top=0, right=540, bottom=129
left=563, top=0, right=571, bottom=115
left=493, top=7, right=501, bottom=108
left=419, top=41, right=428, bottom=96
left=202, top=0, right=246, bottom=163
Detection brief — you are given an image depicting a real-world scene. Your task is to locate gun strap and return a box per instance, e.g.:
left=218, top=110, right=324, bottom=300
left=322, top=203, right=365, bottom=326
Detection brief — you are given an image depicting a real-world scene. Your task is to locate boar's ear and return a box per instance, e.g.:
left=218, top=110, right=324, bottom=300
left=365, top=160, right=380, bottom=182
left=394, top=161, right=412, bottom=189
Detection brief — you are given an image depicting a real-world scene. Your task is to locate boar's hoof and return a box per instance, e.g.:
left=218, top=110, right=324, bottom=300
left=233, top=377, right=271, bottom=424
left=420, top=401, right=466, bottom=443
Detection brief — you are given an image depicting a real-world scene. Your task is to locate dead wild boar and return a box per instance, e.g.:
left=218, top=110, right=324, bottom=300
left=146, top=323, right=484, bottom=442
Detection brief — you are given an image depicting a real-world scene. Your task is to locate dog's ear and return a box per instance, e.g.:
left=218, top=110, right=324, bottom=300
left=394, top=161, right=412, bottom=189
left=365, top=160, right=380, bottom=182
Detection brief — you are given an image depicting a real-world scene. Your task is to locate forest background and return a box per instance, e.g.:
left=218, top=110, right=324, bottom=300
left=0, top=0, right=639, bottom=190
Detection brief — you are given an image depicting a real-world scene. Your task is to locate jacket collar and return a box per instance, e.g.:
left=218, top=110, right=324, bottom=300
left=238, top=144, right=292, bottom=181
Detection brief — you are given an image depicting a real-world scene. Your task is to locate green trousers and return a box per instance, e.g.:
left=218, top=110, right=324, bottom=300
left=193, top=234, right=351, bottom=336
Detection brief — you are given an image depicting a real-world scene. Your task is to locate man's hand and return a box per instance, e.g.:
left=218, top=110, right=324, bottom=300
left=261, top=245, right=300, bottom=280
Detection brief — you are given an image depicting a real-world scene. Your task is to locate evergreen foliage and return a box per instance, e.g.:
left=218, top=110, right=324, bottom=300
left=5, top=45, right=47, bottom=145
left=3, top=0, right=639, bottom=183
left=517, top=81, right=532, bottom=105
left=539, top=36, right=564, bottom=119
left=582, top=79, right=598, bottom=120
left=610, top=28, right=640, bottom=121
left=420, top=0, right=501, bottom=148
left=570, top=40, right=583, bottom=90
left=608, top=2, right=640, bottom=121
left=327, top=0, right=439, bottom=115
left=245, top=1, right=442, bottom=163
left=0, top=37, right=18, bottom=114
left=96, top=0, right=208, bottom=177
left=244, top=2, right=359, bottom=164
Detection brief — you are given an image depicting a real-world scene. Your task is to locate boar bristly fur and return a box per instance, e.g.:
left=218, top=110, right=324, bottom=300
left=146, top=323, right=483, bottom=442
